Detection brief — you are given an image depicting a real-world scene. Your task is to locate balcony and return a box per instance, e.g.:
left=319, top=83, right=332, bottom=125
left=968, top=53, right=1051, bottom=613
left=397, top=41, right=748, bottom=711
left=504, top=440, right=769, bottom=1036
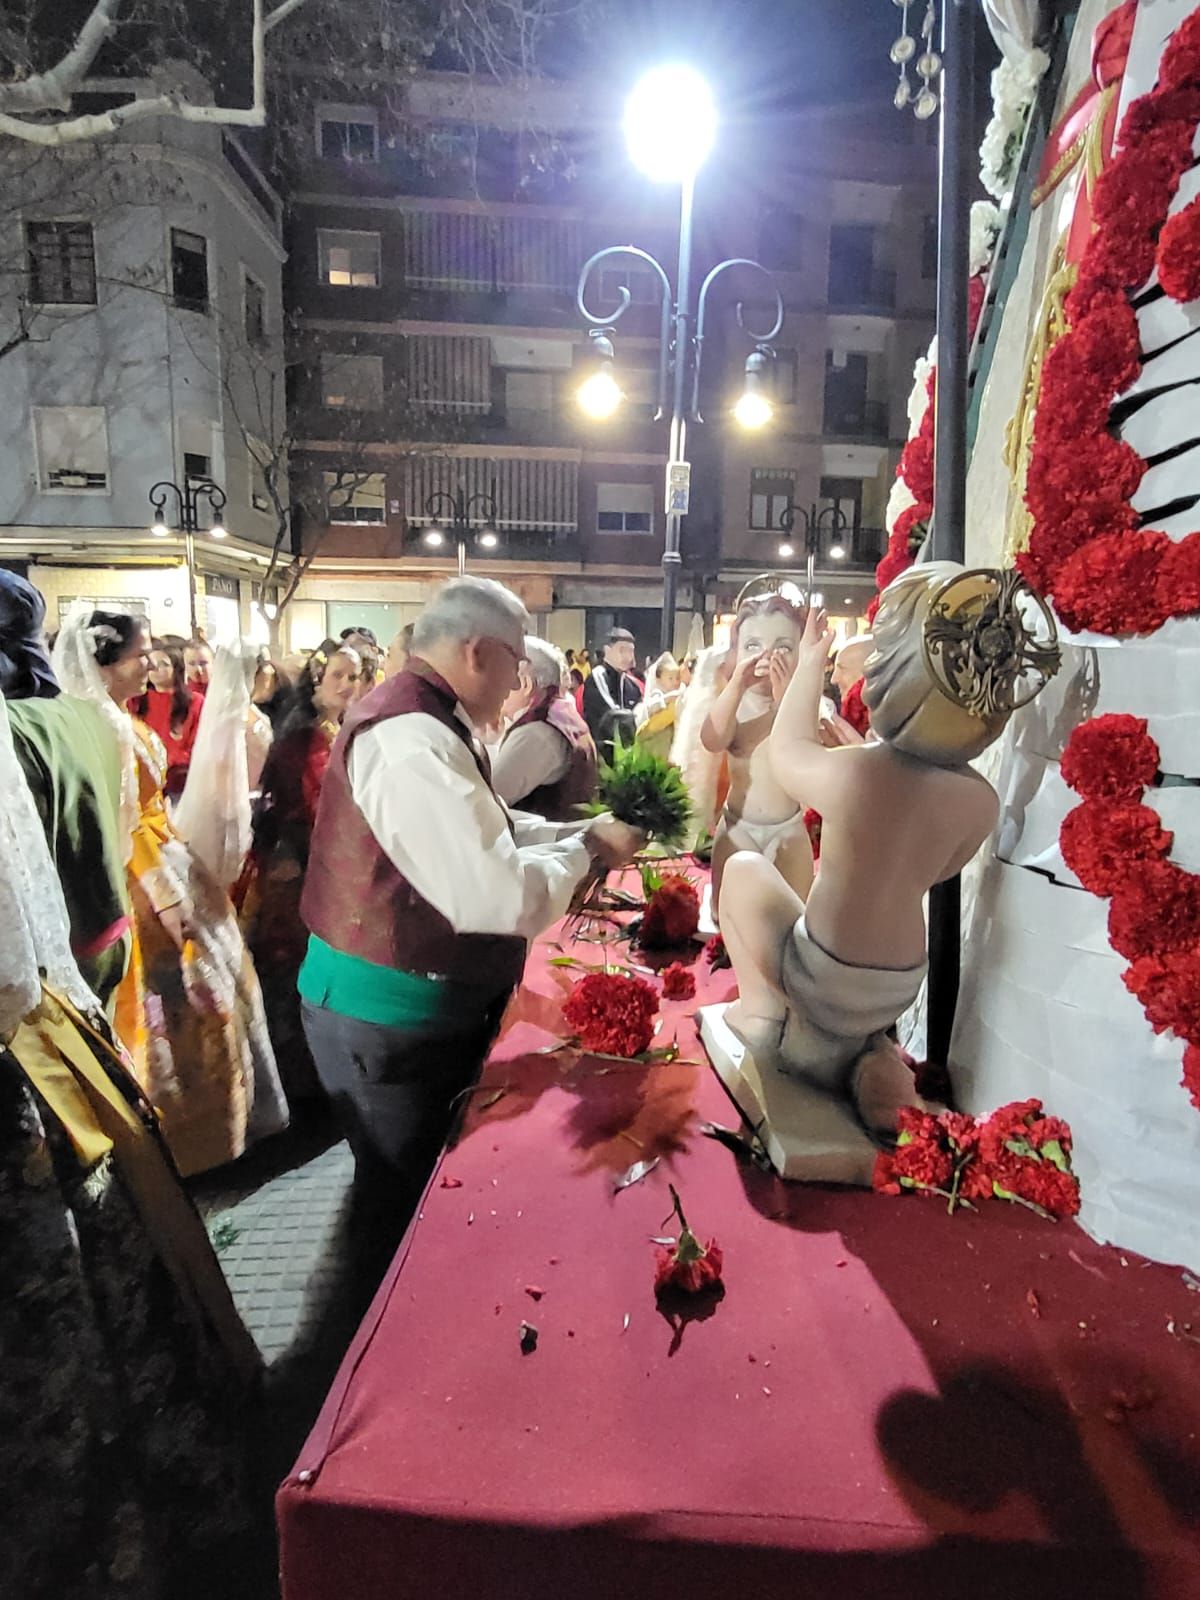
left=821, top=398, right=889, bottom=441
left=827, top=268, right=897, bottom=313
left=399, top=524, right=580, bottom=565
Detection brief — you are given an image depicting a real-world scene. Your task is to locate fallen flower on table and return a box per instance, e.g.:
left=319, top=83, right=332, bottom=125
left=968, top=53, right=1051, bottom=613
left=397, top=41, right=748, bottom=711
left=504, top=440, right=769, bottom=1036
left=703, top=934, right=730, bottom=971
left=653, top=1183, right=724, bottom=1295
left=872, top=1099, right=1080, bottom=1220
left=561, top=969, right=660, bottom=1058
left=660, top=961, right=697, bottom=1001
left=440, top=1174, right=463, bottom=1189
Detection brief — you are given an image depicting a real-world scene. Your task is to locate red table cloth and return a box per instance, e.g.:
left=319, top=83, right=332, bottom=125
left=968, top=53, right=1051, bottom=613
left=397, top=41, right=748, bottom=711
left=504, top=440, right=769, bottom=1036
left=278, top=927, right=1200, bottom=1600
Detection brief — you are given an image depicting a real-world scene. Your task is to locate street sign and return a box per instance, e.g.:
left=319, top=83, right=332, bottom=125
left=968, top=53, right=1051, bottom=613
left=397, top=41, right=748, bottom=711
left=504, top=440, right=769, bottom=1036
left=666, top=460, right=691, bottom=516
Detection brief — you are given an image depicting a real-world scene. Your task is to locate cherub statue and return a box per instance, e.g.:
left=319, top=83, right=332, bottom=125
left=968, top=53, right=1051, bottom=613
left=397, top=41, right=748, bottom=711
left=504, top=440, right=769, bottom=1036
left=695, top=593, right=816, bottom=920
left=704, top=562, right=1060, bottom=1182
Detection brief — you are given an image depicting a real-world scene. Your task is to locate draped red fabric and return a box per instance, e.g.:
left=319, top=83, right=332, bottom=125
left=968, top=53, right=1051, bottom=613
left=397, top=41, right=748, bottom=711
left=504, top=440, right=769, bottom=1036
left=278, top=886, right=1200, bottom=1600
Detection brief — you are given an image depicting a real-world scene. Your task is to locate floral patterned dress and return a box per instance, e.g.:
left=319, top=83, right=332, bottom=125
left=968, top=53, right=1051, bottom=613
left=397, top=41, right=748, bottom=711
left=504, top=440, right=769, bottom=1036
left=0, top=987, right=260, bottom=1599
left=114, top=720, right=287, bottom=1176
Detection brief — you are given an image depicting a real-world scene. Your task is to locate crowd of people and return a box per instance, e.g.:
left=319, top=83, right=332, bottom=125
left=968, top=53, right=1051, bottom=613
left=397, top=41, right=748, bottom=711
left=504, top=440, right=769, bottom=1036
left=0, top=565, right=874, bottom=1595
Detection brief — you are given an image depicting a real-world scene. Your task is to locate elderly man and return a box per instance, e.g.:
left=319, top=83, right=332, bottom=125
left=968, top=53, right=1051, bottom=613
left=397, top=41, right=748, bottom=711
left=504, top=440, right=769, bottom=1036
left=582, top=626, right=642, bottom=763
left=492, top=637, right=597, bottom=820
left=299, top=577, right=641, bottom=1233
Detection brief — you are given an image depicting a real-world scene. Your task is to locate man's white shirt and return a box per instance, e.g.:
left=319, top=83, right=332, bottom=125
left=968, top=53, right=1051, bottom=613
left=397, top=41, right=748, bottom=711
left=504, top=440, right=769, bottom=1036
left=348, top=707, right=592, bottom=945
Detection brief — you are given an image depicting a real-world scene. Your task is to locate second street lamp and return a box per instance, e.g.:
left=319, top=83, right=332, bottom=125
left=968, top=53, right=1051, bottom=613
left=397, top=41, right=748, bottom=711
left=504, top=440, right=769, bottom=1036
left=148, top=475, right=227, bottom=637
left=577, top=66, right=784, bottom=654
left=778, top=501, right=849, bottom=608
left=420, top=484, right=500, bottom=576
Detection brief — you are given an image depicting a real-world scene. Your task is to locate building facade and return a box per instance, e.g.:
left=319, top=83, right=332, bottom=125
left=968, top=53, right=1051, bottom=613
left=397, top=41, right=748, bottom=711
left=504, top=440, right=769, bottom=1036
left=284, top=73, right=937, bottom=659
left=0, top=105, right=288, bottom=644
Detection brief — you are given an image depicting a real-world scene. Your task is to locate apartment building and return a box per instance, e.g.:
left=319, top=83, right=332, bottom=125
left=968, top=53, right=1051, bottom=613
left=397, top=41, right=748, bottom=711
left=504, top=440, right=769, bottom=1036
left=285, top=72, right=937, bottom=659
left=0, top=104, right=288, bottom=644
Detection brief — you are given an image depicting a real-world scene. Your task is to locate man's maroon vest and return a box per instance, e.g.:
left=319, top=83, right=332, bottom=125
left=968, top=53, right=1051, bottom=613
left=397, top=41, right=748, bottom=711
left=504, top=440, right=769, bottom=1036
left=301, top=666, right=526, bottom=995
left=507, top=696, right=598, bottom=822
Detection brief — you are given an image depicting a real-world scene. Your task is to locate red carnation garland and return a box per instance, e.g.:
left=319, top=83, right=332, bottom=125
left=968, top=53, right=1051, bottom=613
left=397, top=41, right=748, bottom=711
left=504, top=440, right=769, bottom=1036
left=1018, top=10, right=1200, bottom=632
left=840, top=678, right=870, bottom=737
left=1058, top=716, right=1200, bottom=1110
left=562, top=970, right=659, bottom=1058
left=873, top=1099, right=1080, bottom=1219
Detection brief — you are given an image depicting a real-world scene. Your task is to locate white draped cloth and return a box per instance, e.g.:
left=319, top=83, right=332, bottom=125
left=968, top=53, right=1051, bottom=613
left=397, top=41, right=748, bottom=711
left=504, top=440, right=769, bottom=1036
left=175, top=641, right=264, bottom=890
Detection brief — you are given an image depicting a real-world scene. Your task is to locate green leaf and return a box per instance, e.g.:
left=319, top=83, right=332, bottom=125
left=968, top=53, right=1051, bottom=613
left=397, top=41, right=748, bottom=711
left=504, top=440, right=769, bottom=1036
left=1040, top=1139, right=1070, bottom=1173
left=584, top=736, right=692, bottom=851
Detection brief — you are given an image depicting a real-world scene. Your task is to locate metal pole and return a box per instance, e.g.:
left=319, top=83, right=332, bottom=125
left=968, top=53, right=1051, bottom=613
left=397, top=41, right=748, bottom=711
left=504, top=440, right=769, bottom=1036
left=184, top=528, right=198, bottom=636
left=660, top=172, right=695, bottom=655
left=927, top=0, right=975, bottom=1069
left=457, top=535, right=467, bottom=577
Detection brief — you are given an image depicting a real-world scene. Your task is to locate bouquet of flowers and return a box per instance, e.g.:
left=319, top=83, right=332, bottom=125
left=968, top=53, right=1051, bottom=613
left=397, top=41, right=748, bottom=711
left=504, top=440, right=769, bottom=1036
left=873, top=1099, right=1080, bottom=1220
left=585, top=738, right=691, bottom=855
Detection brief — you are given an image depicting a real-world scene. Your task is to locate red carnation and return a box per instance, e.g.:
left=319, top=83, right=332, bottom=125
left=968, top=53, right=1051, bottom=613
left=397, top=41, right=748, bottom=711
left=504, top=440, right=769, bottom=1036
left=660, top=961, right=696, bottom=1002
left=1156, top=195, right=1200, bottom=304
left=1124, top=951, right=1200, bottom=1047
left=1054, top=530, right=1173, bottom=636
left=562, top=971, right=659, bottom=1058
left=1157, top=12, right=1200, bottom=94
left=653, top=1185, right=724, bottom=1295
left=1183, top=1045, right=1200, bottom=1112
left=1059, top=801, right=1174, bottom=896
left=1025, top=501, right=1139, bottom=583
left=898, top=433, right=935, bottom=504
left=1026, top=432, right=1145, bottom=516
left=641, top=874, right=701, bottom=948
left=872, top=1150, right=903, bottom=1195
left=1107, top=862, right=1200, bottom=960
left=703, top=933, right=730, bottom=970
left=865, top=596, right=880, bottom=625
left=840, top=677, right=870, bottom=737
left=1157, top=532, right=1200, bottom=615
left=990, top=1156, right=1081, bottom=1218
left=1060, top=714, right=1160, bottom=802
left=893, top=502, right=930, bottom=554
left=803, top=806, right=822, bottom=860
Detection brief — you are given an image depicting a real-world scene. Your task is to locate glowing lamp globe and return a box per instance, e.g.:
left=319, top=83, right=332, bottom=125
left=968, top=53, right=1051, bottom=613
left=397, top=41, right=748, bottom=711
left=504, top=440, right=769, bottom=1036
left=478, top=530, right=499, bottom=549
left=829, top=541, right=847, bottom=560
left=734, top=390, right=773, bottom=430
left=778, top=541, right=795, bottom=560
left=423, top=528, right=445, bottom=548
left=209, top=522, right=228, bottom=540
left=624, top=65, right=716, bottom=184
left=577, top=368, right=623, bottom=420
left=151, top=520, right=170, bottom=538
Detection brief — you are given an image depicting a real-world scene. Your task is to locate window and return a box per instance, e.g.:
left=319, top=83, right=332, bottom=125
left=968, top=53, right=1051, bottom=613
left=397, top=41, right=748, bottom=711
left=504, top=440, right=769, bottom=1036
left=324, top=470, right=386, bottom=523
left=823, top=351, right=870, bottom=433
left=317, top=105, right=379, bottom=163
left=828, top=223, right=876, bottom=305
left=33, top=405, right=109, bottom=492
left=320, top=352, right=384, bottom=410
left=318, top=229, right=381, bottom=288
left=244, top=271, right=266, bottom=343
left=596, top=481, right=653, bottom=535
left=759, top=208, right=804, bottom=271
left=773, top=350, right=798, bottom=405
left=26, top=221, right=96, bottom=305
left=183, top=450, right=211, bottom=480
left=749, top=468, right=795, bottom=530
left=819, top=476, right=862, bottom=534
left=171, top=228, right=209, bottom=312
left=922, top=215, right=938, bottom=280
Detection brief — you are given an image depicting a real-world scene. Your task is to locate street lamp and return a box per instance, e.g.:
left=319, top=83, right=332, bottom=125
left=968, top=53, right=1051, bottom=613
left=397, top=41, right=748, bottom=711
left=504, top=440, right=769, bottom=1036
left=577, top=66, right=785, bottom=654
left=778, top=501, right=849, bottom=609
left=147, top=475, right=228, bottom=637
left=419, top=483, right=500, bottom=576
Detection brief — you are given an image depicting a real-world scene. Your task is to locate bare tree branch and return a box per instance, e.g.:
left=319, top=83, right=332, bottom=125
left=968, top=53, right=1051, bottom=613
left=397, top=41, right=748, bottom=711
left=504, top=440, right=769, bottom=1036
left=0, top=0, right=124, bottom=115
left=265, top=0, right=309, bottom=32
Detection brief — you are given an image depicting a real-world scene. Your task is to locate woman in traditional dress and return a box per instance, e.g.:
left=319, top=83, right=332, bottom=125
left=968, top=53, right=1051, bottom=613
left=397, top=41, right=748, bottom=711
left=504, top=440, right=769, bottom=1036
left=52, top=608, right=288, bottom=1177
left=134, top=638, right=202, bottom=800
left=0, top=685, right=260, bottom=1600
left=239, top=637, right=360, bottom=1098
left=0, top=572, right=132, bottom=1008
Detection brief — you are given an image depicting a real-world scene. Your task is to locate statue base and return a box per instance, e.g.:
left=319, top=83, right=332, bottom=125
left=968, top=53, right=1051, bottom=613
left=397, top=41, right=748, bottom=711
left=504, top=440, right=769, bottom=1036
left=697, top=881, right=719, bottom=941
left=698, top=1002, right=880, bottom=1186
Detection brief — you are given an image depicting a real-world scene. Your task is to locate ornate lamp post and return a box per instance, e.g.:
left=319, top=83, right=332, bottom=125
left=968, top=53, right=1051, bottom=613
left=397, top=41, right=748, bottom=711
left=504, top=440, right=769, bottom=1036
left=576, top=65, right=785, bottom=654
left=148, top=476, right=228, bottom=637
left=418, top=484, right=500, bottom=576
left=777, top=501, right=849, bottom=605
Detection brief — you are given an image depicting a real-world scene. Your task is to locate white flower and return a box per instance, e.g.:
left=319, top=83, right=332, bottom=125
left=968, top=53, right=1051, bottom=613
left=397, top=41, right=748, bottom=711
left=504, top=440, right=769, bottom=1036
left=886, top=475, right=918, bottom=536
left=907, top=354, right=935, bottom=434
left=969, top=200, right=1002, bottom=276
left=978, top=47, right=1050, bottom=200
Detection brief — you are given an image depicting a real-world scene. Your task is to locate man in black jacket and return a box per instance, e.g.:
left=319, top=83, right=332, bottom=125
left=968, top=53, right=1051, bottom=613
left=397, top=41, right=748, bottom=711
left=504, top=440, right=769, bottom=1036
left=582, top=627, right=642, bottom=763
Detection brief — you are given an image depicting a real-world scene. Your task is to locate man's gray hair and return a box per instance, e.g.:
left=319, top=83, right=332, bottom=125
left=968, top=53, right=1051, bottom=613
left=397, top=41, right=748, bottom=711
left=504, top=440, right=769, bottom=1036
left=524, top=635, right=566, bottom=692
left=411, top=576, right=530, bottom=653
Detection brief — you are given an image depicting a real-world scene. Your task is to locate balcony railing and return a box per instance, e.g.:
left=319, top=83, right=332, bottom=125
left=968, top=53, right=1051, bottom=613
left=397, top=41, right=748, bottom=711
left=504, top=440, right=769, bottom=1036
left=400, top=525, right=579, bottom=564
left=821, top=398, right=889, bottom=439
left=827, top=268, right=897, bottom=311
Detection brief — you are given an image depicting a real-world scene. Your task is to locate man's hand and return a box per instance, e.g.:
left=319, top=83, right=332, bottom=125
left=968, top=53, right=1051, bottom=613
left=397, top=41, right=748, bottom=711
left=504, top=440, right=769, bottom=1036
left=585, top=817, right=647, bottom=872
left=769, top=649, right=797, bottom=704
left=797, top=605, right=836, bottom=674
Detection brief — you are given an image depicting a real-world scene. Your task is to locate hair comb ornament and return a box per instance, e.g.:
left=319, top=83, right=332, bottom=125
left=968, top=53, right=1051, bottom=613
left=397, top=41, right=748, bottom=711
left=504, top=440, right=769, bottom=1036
left=922, top=567, right=1060, bottom=717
